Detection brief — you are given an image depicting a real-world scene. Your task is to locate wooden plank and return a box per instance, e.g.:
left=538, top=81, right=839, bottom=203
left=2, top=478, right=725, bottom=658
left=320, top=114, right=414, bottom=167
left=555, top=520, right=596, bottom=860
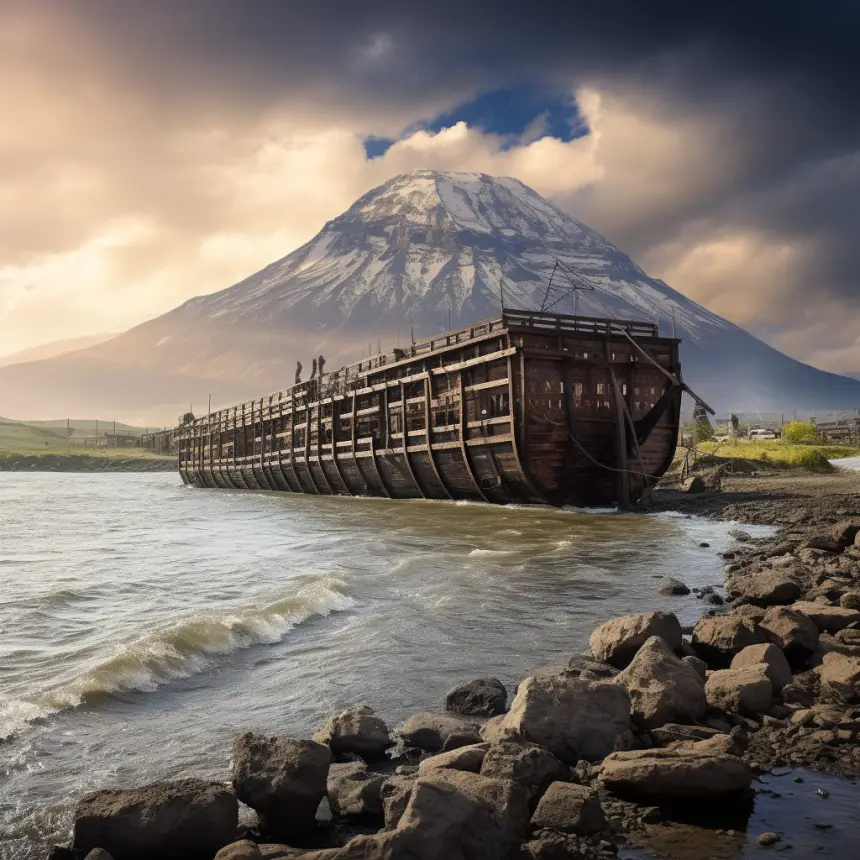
left=424, top=373, right=452, bottom=499
left=458, top=370, right=489, bottom=502
left=399, top=380, right=425, bottom=498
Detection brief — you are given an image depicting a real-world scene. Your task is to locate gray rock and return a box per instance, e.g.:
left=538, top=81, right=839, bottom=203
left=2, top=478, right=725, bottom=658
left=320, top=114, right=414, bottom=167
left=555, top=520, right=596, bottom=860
left=728, top=530, right=752, bottom=542
left=232, top=734, right=330, bottom=837
left=839, top=592, right=860, bottom=610
left=682, top=476, right=706, bottom=494
left=730, top=644, right=792, bottom=692
left=589, top=612, right=682, bottom=669
left=612, top=636, right=707, bottom=729
left=399, top=713, right=481, bottom=752
left=313, top=706, right=393, bottom=760
left=215, top=842, right=264, bottom=860
left=705, top=665, right=773, bottom=715
left=445, top=678, right=507, bottom=717
left=327, top=761, right=386, bottom=818
left=500, top=669, right=631, bottom=763
left=529, top=782, right=604, bottom=835
left=650, top=724, right=723, bottom=746
left=83, top=851, right=115, bottom=860
left=832, top=520, right=860, bottom=548
left=480, top=714, right=508, bottom=744
left=657, top=577, right=690, bottom=596
left=72, top=779, right=238, bottom=860
left=682, top=655, right=708, bottom=680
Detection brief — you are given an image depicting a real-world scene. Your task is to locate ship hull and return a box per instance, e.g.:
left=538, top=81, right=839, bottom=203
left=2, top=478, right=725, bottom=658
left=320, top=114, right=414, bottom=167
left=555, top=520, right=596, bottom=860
left=173, top=311, right=682, bottom=508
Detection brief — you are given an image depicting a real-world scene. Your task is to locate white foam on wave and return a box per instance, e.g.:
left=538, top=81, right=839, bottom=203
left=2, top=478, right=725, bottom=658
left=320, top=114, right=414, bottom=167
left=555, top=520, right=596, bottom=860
left=467, top=548, right=516, bottom=557
left=0, top=576, right=354, bottom=741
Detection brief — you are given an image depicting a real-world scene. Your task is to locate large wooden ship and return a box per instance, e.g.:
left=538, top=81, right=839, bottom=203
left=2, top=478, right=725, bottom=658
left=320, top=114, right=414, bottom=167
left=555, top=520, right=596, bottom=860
left=174, top=309, right=701, bottom=507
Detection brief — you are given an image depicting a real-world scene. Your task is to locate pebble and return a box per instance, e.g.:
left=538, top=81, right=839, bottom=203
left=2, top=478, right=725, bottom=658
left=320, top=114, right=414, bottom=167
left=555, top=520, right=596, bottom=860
left=757, top=832, right=781, bottom=846
left=814, top=788, right=830, bottom=799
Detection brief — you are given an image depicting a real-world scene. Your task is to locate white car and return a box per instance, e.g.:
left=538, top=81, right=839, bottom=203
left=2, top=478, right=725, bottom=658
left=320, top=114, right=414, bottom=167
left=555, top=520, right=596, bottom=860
left=750, top=428, right=779, bottom=440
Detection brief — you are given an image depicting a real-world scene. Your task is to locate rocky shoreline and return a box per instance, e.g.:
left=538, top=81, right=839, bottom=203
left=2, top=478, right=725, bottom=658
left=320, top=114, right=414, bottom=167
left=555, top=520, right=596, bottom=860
left=48, top=469, right=860, bottom=860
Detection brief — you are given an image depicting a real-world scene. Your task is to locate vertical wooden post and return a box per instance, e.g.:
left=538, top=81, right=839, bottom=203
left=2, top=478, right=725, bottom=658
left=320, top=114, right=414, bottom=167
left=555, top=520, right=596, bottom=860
left=606, top=339, right=630, bottom=509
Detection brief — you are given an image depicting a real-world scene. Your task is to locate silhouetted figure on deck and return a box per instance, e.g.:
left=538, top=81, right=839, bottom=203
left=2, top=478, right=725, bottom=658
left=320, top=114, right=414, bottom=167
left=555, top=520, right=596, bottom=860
left=318, top=354, right=326, bottom=376
left=295, top=361, right=303, bottom=385
left=311, top=358, right=318, bottom=379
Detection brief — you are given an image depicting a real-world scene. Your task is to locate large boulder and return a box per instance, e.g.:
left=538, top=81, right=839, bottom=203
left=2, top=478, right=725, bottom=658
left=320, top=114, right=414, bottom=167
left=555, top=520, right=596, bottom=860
left=759, top=606, right=820, bottom=665
left=232, top=734, right=330, bottom=836
left=327, top=762, right=386, bottom=818
left=657, top=577, right=690, bottom=596
left=589, top=612, right=682, bottom=669
left=529, top=782, right=604, bottom=836
left=418, top=743, right=489, bottom=775
left=445, top=678, right=507, bottom=717
left=691, top=616, right=762, bottom=667
left=72, top=779, right=238, bottom=860
left=816, top=653, right=860, bottom=702
left=725, top=572, right=801, bottom=606
left=832, top=520, right=860, bottom=549
left=791, top=602, right=860, bottom=633
left=704, top=665, right=773, bottom=715
left=599, top=746, right=752, bottom=801
left=399, top=713, right=481, bottom=752
left=500, top=670, right=631, bottom=763
left=479, top=737, right=569, bottom=797
left=730, top=644, right=792, bottom=692
left=612, top=636, right=707, bottom=729
left=313, top=706, right=393, bottom=760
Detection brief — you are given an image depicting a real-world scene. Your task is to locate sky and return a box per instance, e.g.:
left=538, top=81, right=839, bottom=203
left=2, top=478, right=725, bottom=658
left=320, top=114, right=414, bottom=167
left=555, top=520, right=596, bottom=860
left=1, top=0, right=859, bottom=372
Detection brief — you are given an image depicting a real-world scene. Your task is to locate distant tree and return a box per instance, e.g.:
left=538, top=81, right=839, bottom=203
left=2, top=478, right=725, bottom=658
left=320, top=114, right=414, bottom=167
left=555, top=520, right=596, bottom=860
left=694, top=417, right=714, bottom=442
left=782, top=420, right=820, bottom=444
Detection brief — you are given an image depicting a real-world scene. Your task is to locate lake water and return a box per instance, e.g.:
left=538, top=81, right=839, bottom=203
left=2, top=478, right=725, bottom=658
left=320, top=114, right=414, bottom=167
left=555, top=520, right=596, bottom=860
left=0, top=473, right=774, bottom=856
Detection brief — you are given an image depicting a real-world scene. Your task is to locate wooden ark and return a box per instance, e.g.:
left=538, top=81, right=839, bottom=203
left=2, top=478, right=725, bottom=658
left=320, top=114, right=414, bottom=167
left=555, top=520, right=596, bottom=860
left=174, top=310, right=685, bottom=507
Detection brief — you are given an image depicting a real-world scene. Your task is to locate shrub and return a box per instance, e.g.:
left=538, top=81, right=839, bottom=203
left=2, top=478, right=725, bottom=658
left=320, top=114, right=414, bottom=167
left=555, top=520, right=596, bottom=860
left=694, top=418, right=714, bottom=442
left=782, top=421, right=820, bottom=444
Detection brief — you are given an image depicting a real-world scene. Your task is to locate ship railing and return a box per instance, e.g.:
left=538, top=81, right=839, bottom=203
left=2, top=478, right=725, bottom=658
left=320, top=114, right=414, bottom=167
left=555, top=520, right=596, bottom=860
left=501, top=309, right=659, bottom=339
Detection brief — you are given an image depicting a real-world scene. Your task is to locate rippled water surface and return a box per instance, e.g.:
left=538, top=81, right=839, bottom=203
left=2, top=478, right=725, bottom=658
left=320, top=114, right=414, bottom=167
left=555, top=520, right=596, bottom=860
left=1, top=473, right=770, bottom=856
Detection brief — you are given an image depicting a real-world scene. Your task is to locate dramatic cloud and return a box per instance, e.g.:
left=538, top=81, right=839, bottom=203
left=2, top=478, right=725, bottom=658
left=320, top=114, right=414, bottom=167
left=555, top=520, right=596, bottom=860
left=1, top=0, right=858, bottom=369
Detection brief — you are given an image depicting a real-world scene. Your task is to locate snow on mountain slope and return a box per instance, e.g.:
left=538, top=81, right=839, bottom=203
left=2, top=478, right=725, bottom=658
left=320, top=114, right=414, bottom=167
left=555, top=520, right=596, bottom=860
left=1, top=169, right=859, bottom=421
left=177, top=169, right=730, bottom=344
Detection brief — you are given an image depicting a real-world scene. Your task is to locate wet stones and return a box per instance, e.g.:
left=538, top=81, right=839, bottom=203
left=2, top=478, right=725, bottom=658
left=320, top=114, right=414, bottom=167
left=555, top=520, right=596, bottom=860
left=72, top=779, right=238, bottom=860
left=612, top=636, right=707, bottom=730
left=445, top=678, right=507, bottom=717
left=691, top=615, right=762, bottom=667
left=417, top=743, right=488, bottom=775
left=313, top=705, right=393, bottom=760
left=589, top=611, right=682, bottom=669
left=657, top=577, right=690, bottom=596
left=231, top=734, right=330, bottom=837
left=398, top=712, right=481, bottom=752
left=500, top=669, right=632, bottom=763
left=791, top=602, right=860, bottom=634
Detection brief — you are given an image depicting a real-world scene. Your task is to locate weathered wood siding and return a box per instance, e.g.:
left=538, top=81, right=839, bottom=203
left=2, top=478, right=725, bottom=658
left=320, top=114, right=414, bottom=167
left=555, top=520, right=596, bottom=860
left=175, top=311, right=681, bottom=507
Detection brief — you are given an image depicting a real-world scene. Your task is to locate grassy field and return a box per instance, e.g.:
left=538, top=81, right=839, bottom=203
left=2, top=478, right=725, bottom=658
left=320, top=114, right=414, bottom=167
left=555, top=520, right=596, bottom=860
left=693, top=438, right=860, bottom=472
left=0, top=416, right=164, bottom=453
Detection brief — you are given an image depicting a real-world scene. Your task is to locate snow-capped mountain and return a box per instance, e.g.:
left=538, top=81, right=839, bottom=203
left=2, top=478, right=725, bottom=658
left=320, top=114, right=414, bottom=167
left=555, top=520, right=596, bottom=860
left=1, top=170, right=859, bottom=422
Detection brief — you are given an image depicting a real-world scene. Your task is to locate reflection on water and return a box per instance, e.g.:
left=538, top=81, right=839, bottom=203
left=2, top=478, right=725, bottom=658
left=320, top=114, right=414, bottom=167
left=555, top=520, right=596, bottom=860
left=1, top=473, right=774, bottom=855
left=624, top=768, right=860, bottom=859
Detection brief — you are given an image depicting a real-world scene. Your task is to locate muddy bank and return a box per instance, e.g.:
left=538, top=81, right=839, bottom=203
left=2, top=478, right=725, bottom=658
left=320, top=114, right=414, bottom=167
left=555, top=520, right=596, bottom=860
left=0, top=453, right=176, bottom=472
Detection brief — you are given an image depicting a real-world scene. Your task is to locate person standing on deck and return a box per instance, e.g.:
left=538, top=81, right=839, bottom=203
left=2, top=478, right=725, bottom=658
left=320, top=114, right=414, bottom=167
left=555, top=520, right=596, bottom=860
left=295, top=361, right=303, bottom=385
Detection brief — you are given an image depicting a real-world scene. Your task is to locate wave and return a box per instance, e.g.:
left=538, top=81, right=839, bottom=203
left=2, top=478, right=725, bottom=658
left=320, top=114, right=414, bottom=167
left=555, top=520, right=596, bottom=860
left=0, top=576, right=354, bottom=741
left=467, top=548, right=516, bottom=557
